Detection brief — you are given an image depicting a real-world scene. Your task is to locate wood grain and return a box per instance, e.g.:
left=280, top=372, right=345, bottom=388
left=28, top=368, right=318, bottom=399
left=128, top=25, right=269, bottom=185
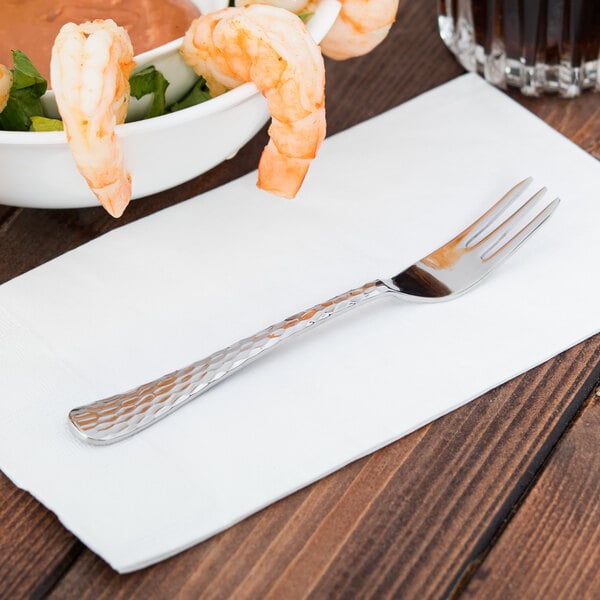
left=0, top=472, right=82, bottom=599
left=462, top=385, right=600, bottom=599
left=512, top=91, right=600, bottom=160
left=0, top=1, right=599, bottom=598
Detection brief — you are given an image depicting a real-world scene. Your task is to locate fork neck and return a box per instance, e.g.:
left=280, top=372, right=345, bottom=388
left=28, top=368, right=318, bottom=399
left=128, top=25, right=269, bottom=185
left=383, top=265, right=453, bottom=298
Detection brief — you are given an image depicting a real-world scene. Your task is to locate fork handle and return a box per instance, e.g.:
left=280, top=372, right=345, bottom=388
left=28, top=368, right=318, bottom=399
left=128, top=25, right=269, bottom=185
left=69, top=279, right=390, bottom=444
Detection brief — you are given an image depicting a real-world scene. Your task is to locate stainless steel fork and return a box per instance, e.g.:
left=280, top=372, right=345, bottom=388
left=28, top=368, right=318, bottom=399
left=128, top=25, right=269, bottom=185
left=69, top=178, right=559, bottom=444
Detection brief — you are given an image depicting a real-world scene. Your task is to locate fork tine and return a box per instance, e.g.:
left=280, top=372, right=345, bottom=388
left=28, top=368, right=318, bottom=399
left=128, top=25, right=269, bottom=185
left=474, top=186, right=547, bottom=253
left=464, top=177, right=533, bottom=246
left=482, top=197, right=560, bottom=263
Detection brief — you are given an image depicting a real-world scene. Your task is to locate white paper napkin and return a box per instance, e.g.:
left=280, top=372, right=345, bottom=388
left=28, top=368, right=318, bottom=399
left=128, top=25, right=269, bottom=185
left=1, top=74, right=599, bottom=573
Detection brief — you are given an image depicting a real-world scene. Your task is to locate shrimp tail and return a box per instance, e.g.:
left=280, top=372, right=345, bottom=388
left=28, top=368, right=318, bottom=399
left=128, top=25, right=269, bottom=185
left=258, top=106, right=325, bottom=197
left=51, top=20, right=135, bottom=217
left=257, top=142, right=311, bottom=198
left=181, top=5, right=326, bottom=199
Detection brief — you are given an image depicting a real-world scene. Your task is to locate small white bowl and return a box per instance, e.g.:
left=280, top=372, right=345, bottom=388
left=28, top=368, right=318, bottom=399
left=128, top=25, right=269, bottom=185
left=0, top=0, right=340, bottom=210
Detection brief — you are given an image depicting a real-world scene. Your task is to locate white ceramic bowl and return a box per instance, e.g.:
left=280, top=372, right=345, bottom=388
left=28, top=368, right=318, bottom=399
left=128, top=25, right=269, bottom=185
left=0, top=0, right=340, bottom=210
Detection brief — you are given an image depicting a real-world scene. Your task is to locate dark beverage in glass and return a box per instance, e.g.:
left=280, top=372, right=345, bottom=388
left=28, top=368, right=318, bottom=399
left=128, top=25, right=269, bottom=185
left=438, top=0, right=600, bottom=96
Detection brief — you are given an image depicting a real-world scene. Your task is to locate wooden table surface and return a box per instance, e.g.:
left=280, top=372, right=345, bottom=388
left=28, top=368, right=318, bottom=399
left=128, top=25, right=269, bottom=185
left=1, top=2, right=600, bottom=599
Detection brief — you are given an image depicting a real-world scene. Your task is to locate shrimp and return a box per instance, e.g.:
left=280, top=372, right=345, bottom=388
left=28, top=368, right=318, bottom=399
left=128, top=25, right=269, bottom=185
left=0, top=64, right=12, bottom=113
left=50, top=20, right=135, bottom=218
left=180, top=5, right=326, bottom=199
left=319, top=0, right=399, bottom=60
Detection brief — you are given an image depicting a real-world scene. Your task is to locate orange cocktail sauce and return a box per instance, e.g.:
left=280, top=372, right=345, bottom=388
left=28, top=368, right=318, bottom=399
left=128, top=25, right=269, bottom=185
left=0, top=0, right=201, bottom=80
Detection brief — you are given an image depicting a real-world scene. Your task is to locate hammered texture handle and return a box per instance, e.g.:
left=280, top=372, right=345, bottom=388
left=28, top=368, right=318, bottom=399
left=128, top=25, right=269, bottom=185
left=69, top=280, right=389, bottom=443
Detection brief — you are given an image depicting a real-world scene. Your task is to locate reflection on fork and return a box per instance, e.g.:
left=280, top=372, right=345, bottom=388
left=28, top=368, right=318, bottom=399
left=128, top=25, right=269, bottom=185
left=68, top=177, right=559, bottom=444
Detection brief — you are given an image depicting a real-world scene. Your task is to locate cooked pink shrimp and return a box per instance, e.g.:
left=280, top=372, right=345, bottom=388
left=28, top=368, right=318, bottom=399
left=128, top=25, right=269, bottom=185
left=320, top=0, right=399, bottom=60
left=50, top=20, right=135, bottom=218
left=0, top=64, right=12, bottom=113
left=180, top=5, right=326, bottom=199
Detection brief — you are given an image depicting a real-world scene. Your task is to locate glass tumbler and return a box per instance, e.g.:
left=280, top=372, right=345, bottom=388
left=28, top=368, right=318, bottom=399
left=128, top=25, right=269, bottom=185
left=437, top=0, right=600, bottom=96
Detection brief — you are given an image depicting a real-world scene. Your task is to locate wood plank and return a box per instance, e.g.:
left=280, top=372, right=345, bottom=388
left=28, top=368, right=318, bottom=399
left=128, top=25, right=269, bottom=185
left=0, top=472, right=83, bottom=599
left=461, top=384, right=600, bottom=599
left=0, top=207, right=20, bottom=233
left=0, top=2, right=599, bottom=597
left=512, top=91, right=600, bottom=160
left=47, top=336, right=600, bottom=599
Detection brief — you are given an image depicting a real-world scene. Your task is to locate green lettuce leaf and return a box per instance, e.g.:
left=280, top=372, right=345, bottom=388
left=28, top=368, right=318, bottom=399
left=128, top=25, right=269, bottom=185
left=0, top=50, right=47, bottom=131
left=168, top=77, right=212, bottom=113
left=129, top=69, right=212, bottom=119
left=129, top=66, right=170, bottom=119
left=29, top=116, right=64, bottom=132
